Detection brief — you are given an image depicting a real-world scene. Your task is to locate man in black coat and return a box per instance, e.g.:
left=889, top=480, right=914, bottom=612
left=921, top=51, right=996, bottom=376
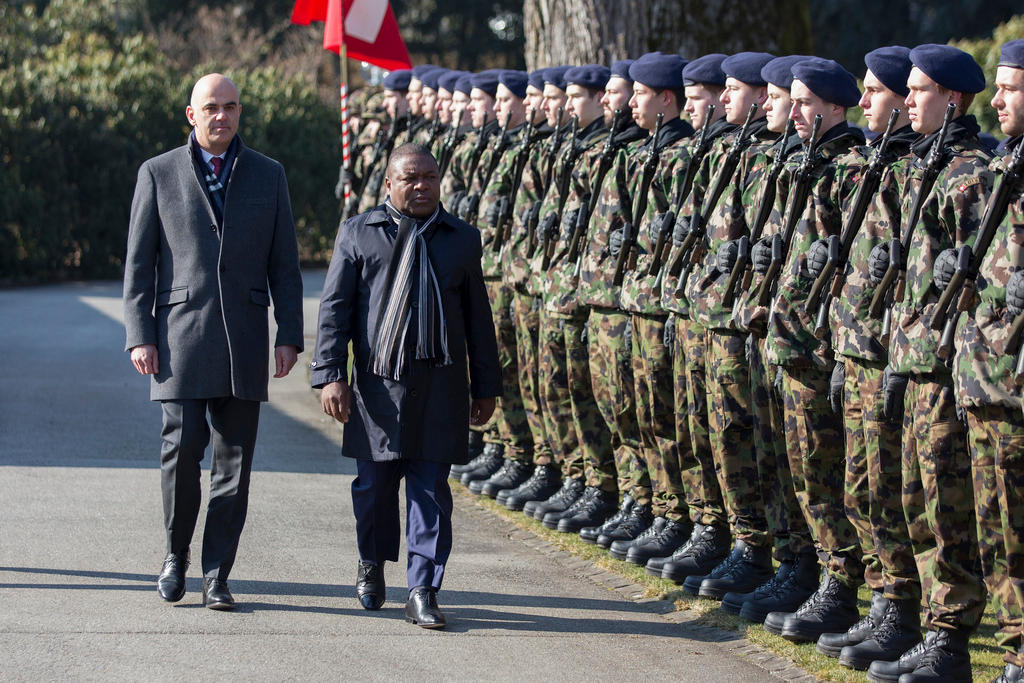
left=313, top=143, right=500, bottom=628
left=123, top=73, right=303, bottom=610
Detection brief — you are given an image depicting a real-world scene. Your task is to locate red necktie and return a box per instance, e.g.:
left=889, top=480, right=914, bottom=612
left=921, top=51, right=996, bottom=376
left=210, top=157, right=223, bottom=176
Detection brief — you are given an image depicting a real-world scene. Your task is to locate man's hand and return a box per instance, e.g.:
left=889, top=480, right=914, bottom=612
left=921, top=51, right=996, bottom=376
left=470, top=397, right=496, bottom=426
left=130, top=344, right=159, bottom=375
left=274, top=345, right=299, bottom=378
left=321, top=380, right=352, bottom=423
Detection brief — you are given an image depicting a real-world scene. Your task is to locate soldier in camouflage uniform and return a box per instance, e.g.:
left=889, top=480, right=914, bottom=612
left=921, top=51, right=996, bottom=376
left=439, top=73, right=486, bottom=211
left=811, top=47, right=924, bottom=672
left=358, top=70, right=412, bottom=213
left=415, top=68, right=448, bottom=151
left=864, top=45, right=991, bottom=683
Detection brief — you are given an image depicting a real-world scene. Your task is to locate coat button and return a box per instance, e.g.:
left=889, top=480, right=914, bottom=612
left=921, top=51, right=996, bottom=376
left=209, top=223, right=216, bottom=231
left=410, top=389, right=418, bottom=397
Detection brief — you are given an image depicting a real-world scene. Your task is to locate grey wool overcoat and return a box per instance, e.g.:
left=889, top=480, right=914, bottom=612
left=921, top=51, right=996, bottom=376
left=123, top=138, right=303, bottom=402
left=311, top=205, right=500, bottom=464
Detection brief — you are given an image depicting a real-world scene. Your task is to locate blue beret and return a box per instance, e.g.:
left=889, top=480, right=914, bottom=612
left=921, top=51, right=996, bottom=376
left=437, top=70, right=464, bottom=93
left=419, top=67, right=445, bottom=90
left=761, top=55, right=810, bottom=89
left=610, top=59, right=635, bottom=83
left=498, top=70, right=529, bottom=98
left=470, top=69, right=501, bottom=97
left=454, top=73, right=474, bottom=96
left=910, top=44, right=985, bottom=94
left=411, top=64, right=435, bottom=80
left=629, top=52, right=688, bottom=89
left=543, top=65, right=572, bottom=91
left=998, top=38, right=1024, bottom=70
left=683, top=53, right=728, bottom=87
left=382, top=69, right=412, bottom=91
left=721, top=52, right=775, bottom=86
left=791, top=57, right=861, bottom=107
left=527, top=69, right=546, bottom=92
left=864, top=46, right=912, bottom=97
left=566, top=64, right=612, bottom=91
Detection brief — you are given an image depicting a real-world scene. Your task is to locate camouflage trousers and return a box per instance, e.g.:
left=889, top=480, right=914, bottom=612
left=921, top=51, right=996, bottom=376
left=511, top=292, right=554, bottom=466
left=842, top=356, right=918, bottom=600
left=780, top=364, right=863, bottom=587
left=751, top=338, right=810, bottom=562
left=538, top=310, right=602, bottom=483
left=707, top=329, right=768, bottom=546
left=967, top=404, right=1024, bottom=665
left=902, top=374, right=984, bottom=630
left=631, top=314, right=687, bottom=521
left=587, top=308, right=650, bottom=505
left=482, top=280, right=532, bottom=461
left=675, top=317, right=726, bottom=527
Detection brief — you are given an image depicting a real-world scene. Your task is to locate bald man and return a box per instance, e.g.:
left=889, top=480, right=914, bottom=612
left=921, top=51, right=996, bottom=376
left=123, top=73, right=303, bottom=610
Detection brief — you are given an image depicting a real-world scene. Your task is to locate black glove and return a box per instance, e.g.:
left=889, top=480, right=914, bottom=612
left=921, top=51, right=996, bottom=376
left=538, top=212, right=558, bottom=241
left=623, top=320, right=632, bottom=348
left=744, top=334, right=754, bottom=364
left=806, top=239, right=829, bottom=279
left=956, top=402, right=967, bottom=426
left=932, top=248, right=958, bottom=292
left=882, top=366, right=908, bottom=425
left=609, top=228, right=625, bottom=257
left=868, top=242, right=890, bottom=284
left=829, top=361, right=845, bottom=414
left=672, top=215, right=690, bottom=245
left=580, top=323, right=589, bottom=344
left=485, top=197, right=504, bottom=226
left=449, top=190, right=466, bottom=218
left=509, top=300, right=516, bottom=322
left=459, top=194, right=478, bottom=221
left=663, top=315, right=676, bottom=347
left=561, top=208, right=580, bottom=239
left=752, top=237, right=773, bottom=275
left=717, top=240, right=739, bottom=274
left=1007, top=270, right=1024, bottom=316
left=773, top=366, right=784, bottom=396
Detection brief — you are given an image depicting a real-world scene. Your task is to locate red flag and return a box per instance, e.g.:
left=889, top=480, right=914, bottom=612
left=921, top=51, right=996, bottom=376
left=291, top=0, right=412, bottom=72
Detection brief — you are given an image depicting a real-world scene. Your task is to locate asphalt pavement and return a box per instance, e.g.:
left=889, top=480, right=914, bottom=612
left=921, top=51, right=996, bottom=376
left=0, top=272, right=801, bottom=681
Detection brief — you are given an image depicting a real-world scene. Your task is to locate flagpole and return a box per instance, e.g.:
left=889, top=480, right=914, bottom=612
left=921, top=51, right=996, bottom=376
left=339, top=40, right=352, bottom=221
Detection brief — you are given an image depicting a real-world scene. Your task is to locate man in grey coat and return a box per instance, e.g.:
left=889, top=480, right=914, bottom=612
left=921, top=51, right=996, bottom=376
left=313, top=143, right=500, bottom=629
left=123, top=73, right=303, bottom=610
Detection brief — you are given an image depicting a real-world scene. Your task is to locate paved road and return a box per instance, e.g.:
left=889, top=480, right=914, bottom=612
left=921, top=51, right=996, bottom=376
left=0, top=274, right=775, bottom=681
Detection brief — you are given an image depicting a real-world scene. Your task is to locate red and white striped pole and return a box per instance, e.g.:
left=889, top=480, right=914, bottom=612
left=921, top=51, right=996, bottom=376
left=340, top=42, right=352, bottom=219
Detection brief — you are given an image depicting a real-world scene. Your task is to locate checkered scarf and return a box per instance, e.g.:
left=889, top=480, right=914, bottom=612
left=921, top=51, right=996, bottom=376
left=368, top=199, right=450, bottom=380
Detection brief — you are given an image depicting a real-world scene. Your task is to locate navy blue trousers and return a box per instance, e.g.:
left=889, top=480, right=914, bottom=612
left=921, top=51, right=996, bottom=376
left=352, top=459, right=453, bottom=591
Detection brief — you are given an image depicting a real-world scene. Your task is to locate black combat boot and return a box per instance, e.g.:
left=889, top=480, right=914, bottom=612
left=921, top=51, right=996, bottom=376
left=723, top=560, right=791, bottom=614
left=596, top=503, right=653, bottom=549
left=609, top=516, right=665, bottom=560
left=993, top=661, right=1023, bottom=683
left=460, top=443, right=504, bottom=485
left=625, top=518, right=691, bottom=566
left=899, top=626, right=973, bottom=682
left=838, top=598, right=921, bottom=670
left=557, top=488, right=618, bottom=533
left=817, top=590, right=888, bottom=657
left=647, top=522, right=702, bottom=577
left=866, top=630, right=936, bottom=683
left=738, top=551, right=818, bottom=623
left=468, top=457, right=511, bottom=494
left=698, top=540, right=774, bottom=600
left=478, top=458, right=533, bottom=498
left=543, top=486, right=601, bottom=529
left=682, top=539, right=747, bottom=595
left=451, top=450, right=493, bottom=478
left=580, top=495, right=633, bottom=544
left=661, top=523, right=731, bottom=584
left=527, top=476, right=584, bottom=520
left=501, top=464, right=560, bottom=510
left=770, top=572, right=860, bottom=642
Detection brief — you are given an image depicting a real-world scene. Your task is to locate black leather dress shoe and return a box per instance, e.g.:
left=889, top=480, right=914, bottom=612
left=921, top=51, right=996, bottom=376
left=202, top=578, right=235, bottom=610
left=157, top=550, right=189, bottom=602
left=356, top=560, right=385, bottom=610
left=405, top=587, right=446, bottom=629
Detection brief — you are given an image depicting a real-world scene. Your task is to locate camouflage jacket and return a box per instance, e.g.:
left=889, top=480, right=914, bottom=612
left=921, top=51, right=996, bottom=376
left=441, top=119, right=499, bottom=206
left=580, top=117, right=692, bottom=311
left=889, top=116, right=994, bottom=377
left=763, top=122, right=867, bottom=368
left=829, top=126, right=920, bottom=363
left=501, top=123, right=555, bottom=293
left=470, top=123, right=524, bottom=279
left=544, top=122, right=648, bottom=317
left=954, top=135, right=1023, bottom=408
left=357, top=115, right=409, bottom=213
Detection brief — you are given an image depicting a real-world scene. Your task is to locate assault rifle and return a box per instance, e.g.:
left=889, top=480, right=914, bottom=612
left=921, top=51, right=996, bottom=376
left=541, top=115, right=585, bottom=270
left=807, top=108, right=901, bottom=339
left=461, top=117, right=511, bottom=225
left=612, top=112, right=664, bottom=287
left=437, top=108, right=465, bottom=179
left=490, top=110, right=537, bottom=253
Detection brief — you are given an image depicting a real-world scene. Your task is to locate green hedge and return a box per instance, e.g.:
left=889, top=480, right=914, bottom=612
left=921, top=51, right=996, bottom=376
left=1, top=0, right=342, bottom=282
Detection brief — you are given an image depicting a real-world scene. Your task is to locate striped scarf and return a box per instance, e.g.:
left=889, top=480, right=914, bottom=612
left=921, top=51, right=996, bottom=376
left=368, top=200, right=451, bottom=380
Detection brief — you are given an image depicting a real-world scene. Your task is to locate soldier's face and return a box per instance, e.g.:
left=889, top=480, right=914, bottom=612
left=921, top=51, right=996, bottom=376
left=421, top=87, right=437, bottom=120
left=470, top=89, right=496, bottom=128
left=407, top=80, right=423, bottom=116
left=436, top=90, right=453, bottom=124
left=383, top=89, right=409, bottom=120
left=452, top=91, right=471, bottom=121
left=992, top=65, right=1024, bottom=137
left=630, top=82, right=670, bottom=131
left=186, top=75, right=241, bottom=155
left=524, top=86, right=545, bottom=125
left=601, top=76, right=632, bottom=125
left=566, top=83, right=604, bottom=128
left=495, top=84, right=526, bottom=129
left=789, top=80, right=844, bottom=139
left=859, top=70, right=909, bottom=134
left=542, top=85, right=568, bottom=127
left=905, top=67, right=961, bottom=135
left=763, top=84, right=791, bottom=133
left=385, top=154, right=441, bottom=218
left=683, top=84, right=723, bottom=130
left=721, top=78, right=766, bottom=126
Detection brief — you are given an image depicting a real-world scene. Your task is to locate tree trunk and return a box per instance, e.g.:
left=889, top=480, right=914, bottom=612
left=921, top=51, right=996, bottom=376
left=523, top=0, right=812, bottom=70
